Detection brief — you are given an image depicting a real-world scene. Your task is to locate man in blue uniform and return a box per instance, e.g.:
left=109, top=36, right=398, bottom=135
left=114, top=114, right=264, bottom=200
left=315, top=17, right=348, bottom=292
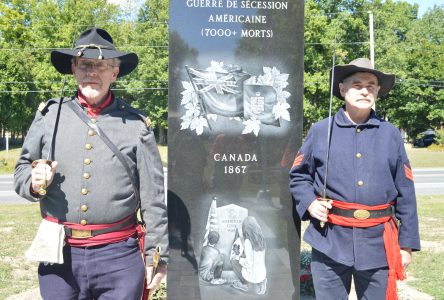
left=289, top=58, right=420, bottom=299
left=15, top=27, right=167, bottom=299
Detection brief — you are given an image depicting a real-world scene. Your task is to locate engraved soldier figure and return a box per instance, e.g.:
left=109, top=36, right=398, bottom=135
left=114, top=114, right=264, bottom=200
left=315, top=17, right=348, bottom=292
left=290, top=58, right=420, bottom=299
left=199, top=231, right=226, bottom=285
left=14, top=27, right=168, bottom=299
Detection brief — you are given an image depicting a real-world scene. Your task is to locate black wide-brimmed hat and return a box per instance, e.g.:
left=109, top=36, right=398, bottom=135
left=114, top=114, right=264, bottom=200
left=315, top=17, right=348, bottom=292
left=330, top=58, right=395, bottom=100
left=51, top=27, right=138, bottom=77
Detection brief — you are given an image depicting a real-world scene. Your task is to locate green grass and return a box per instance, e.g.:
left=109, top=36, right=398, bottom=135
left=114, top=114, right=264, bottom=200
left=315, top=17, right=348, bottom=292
left=0, top=148, right=21, bottom=174
left=157, top=145, right=167, bottom=166
left=2, top=197, right=442, bottom=298
left=0, top=145, right=168, bottom=173
left=0, top=204, right=41, bottom=299
left=405, top=145, right=444, bottom=168
left=0, top=204, right=166, bottom=299
left=407, top=195, right=444, bottom=299
left=4, top=143, right=444, bottom=174
left=166, top=144, right=444, bottom=169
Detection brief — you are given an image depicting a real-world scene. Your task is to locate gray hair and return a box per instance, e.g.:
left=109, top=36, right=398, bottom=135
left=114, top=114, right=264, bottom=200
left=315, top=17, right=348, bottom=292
left=71, top=57, right=121, bottom=67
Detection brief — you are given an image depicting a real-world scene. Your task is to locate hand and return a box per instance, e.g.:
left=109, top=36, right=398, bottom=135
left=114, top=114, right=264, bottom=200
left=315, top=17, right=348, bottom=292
left=146, top=264, right=167, bottom=296
left=400, top=248, right=412, bottom=273
left=307, top=198, right=332, bottom=222
left=31, top=161, right=58, bottom=194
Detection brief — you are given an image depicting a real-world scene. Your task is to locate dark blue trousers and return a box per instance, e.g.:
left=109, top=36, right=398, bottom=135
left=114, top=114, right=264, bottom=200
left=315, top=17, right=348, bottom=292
left=311, top=248, right=388, bottom=300
left=38, top=237, right=145, bottom=300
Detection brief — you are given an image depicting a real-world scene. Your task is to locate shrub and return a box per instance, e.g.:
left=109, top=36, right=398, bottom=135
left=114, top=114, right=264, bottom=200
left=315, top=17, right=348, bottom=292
left=427, top=144, right=444, bottom=151
left=435, top=129, right=444, bottom=145
left=300, top=250, right=315, bottom=296
left=151, top=282, right=167, bottom=300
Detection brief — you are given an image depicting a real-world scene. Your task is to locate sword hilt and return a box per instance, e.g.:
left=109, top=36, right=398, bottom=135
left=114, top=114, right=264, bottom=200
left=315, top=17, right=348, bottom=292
left=38, top=182, right=47, bottom=196
left=152, top=246, right=161, bottom=277
left=318, top=197, right=330, bottom=228
left=32, top=159, right=53, bottom=196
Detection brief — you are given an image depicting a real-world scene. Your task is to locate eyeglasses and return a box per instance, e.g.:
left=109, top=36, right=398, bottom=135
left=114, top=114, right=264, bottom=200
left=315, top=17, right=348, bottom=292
left=75, top=60, right=116, bottom=72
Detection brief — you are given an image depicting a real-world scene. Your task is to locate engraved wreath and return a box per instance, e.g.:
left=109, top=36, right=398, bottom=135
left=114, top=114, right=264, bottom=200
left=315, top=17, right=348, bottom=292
left=180, top=61, right=291, bottom=136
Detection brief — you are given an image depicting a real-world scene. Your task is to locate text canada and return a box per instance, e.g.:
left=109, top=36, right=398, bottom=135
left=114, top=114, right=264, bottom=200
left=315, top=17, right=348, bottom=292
left=213, top=153, right=257, bottom=162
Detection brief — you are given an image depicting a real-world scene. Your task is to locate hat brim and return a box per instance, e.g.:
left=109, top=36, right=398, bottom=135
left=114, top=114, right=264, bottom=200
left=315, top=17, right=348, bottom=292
left=330, top=65, right=395, bottom=100
left=51, top=49, right=138, bottom=77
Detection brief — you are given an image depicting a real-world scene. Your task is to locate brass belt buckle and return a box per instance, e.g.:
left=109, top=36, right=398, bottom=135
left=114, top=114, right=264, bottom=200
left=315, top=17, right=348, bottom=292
left=71, top=229, right=92, bottom=238
left=353, top=209, right=370, bottom=220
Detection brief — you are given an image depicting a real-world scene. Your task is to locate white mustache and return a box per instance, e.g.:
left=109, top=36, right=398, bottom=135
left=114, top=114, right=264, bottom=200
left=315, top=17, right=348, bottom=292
left=81, top=79, right=101, bottom=84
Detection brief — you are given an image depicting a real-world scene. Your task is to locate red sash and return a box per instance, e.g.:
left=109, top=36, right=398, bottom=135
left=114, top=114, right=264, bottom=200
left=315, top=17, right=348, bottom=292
left=327, top=200, right=405, bottom=300
left=136, top=224, right=149, bottom=300
left=44, top=214, right=137, bottom=247
left=44, top=214, right=149, bottom=300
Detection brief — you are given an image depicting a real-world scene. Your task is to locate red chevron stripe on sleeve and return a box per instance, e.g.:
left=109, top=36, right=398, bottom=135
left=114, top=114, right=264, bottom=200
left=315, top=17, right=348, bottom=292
left=292, top=154, right=305, bottom=168
left=404, top=164, right=414, bottom=181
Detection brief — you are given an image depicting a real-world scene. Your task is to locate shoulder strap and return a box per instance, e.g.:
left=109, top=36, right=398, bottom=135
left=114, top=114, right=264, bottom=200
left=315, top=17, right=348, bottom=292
left=66, top=100, right=140, bottom=204
left=38, top=99, right=59, bottom=115
left=115, top=98, right=153, bottom=130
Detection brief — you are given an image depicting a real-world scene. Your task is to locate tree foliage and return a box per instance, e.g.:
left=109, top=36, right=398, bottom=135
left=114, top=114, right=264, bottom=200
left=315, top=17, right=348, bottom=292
left=0, top=0, right=443, bottom=143
left=0, top=0, right=168, bottom=143
left=304, top=1, right=444, bottom=138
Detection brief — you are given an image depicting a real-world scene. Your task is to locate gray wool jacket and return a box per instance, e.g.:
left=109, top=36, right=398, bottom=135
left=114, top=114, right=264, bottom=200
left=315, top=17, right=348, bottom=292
left=14, top=95, right=168, bottom=264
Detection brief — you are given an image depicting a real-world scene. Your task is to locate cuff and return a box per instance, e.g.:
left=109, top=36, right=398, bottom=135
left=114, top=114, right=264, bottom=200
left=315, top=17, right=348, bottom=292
left=29, top=184, right=43, bottom=200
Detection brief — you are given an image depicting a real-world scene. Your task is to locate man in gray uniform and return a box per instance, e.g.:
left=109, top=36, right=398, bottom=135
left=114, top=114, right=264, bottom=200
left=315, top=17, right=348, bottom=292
left=14, top=27, right=167, bottom=299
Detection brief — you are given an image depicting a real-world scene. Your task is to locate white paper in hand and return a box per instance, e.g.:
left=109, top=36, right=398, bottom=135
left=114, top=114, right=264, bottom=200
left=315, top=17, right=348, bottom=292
left=25, top=219, right=65, bottom=264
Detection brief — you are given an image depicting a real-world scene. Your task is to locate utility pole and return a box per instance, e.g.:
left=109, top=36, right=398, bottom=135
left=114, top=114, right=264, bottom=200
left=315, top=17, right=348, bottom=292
left=369, top=11, right=376, bottom=111
left=369, top=11, right=375, bottom=67
left=5, top=131, right=9, bottom=153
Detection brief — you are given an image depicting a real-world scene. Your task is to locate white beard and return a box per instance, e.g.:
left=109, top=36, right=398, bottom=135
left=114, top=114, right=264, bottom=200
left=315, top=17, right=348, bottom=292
left=80, top=86, right=101, bottom=100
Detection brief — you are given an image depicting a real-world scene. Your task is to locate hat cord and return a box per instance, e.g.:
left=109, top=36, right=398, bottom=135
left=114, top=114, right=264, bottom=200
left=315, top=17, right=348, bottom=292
left=75, top=44, right=112, bottom=60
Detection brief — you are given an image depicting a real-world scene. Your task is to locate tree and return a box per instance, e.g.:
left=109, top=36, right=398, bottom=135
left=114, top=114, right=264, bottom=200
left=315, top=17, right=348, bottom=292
left=380, top=5, right=444, bottom=139
left=1, top=0, right=443, bottom=143
left=302, top=0, right=444, bottom=138
left=129, top=0, right=169, bottom=144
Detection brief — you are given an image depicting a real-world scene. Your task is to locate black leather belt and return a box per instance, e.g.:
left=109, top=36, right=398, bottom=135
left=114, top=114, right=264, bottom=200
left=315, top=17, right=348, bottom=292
left=330, top=206, right=393, bottom=220
left=64, top=215, right=137, bottom=239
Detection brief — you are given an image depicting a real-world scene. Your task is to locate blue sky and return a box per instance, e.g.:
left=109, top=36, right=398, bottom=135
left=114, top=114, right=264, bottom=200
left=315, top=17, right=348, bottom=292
left=398, top=0, right=444, bottom=16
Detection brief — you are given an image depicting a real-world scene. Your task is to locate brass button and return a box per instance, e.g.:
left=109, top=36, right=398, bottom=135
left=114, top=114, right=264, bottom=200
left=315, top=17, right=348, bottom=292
left=83, top=172, right=90, bottom=179
left=81, top=205, right=88, bottom=212
left=357, top=180, right=364, bottom=186
left=120, top=105, right=125, bottom=109
left=356, top=153, right=362, bottom=158
left=356, top=128, right=361, bottom=133
left=84, top=158, right=92, bottom=165
left=92, top=109, right=97, bottom=113
left=91, top=118, right=97, bottom=123
left=80, top=219, right=87, bottom=225
left=81, top=188, right=88, bottom=195
left=85, top=143, right=92, bottom=150
left=88, top=129, right=95, bottom=136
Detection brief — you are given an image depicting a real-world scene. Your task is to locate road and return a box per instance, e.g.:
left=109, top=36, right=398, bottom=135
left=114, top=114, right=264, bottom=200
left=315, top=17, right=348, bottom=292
left=1, top=168, right=443, bottom=204
left=0, top=174, right=25, bottom=204
left=413, top=168, right=444, bottom=196
left=1, top=168, right=169, bottom=204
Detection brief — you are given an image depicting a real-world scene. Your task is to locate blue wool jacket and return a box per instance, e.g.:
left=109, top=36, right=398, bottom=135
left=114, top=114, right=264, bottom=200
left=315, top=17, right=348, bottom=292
left=289, top=107, right=420, bottom=270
